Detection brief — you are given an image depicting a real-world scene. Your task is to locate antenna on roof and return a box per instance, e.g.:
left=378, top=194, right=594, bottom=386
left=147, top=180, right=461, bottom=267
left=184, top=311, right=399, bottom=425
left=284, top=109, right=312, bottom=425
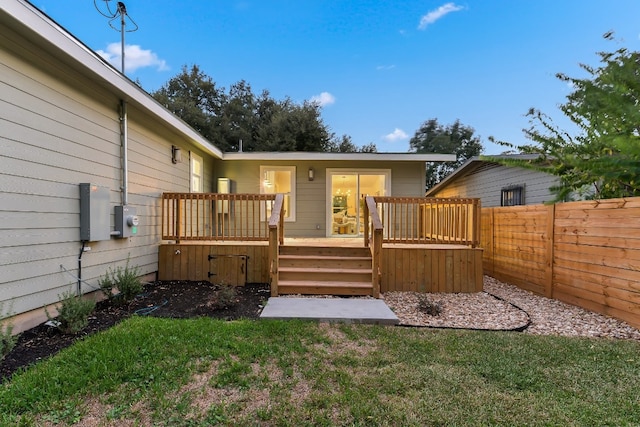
left=94, top=0, right=139, bottom=74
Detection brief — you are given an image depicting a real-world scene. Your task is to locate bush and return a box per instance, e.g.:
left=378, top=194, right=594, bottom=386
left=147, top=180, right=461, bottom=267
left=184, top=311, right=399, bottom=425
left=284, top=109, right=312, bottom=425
left=47, top=291, right=96, bottom=334
left=99, top=257, right=142, bottom=303
left=207, top=284, right=238, bottom=310
left=417, top=294, right=443, bottom=316
left=1, top=303, right=16, bottom=360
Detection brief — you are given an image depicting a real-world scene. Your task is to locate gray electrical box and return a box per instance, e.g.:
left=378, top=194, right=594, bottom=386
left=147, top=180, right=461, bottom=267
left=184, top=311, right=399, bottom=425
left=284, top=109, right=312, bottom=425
left=79, top=183, right=111, bottom=242
left=115, top=205, right=139, bottom=238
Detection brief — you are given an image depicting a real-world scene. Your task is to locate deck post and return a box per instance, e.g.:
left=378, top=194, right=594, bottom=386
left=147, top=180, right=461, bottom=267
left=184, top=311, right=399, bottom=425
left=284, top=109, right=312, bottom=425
left=366, top=196, right=383, bottom=298
left=268, top=194, right=284, bottom=296
left=363, top=199, right=370, bottom=247
left=269, top=227, right=278, bottom=296
left=372, top=228, right=382, bottom=298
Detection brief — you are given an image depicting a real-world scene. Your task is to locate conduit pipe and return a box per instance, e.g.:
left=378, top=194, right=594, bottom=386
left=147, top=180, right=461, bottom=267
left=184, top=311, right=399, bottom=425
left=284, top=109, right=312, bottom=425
left=120, top=99, right=129, bottom=206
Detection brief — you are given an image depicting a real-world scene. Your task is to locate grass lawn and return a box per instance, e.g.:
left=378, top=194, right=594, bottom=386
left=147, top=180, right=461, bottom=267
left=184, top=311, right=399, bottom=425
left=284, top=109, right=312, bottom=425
left=1, top=317, right=639, bottom=426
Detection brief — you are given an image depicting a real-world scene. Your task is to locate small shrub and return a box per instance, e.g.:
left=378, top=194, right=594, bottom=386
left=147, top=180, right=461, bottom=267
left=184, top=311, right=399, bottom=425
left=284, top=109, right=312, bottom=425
left=417, top=294, right=443, bottom=316
left=208, top=284, right=238, bottom=310
left=100, top=257, right=142, bottom=303
left=47, top=291, right=96, bottom=334
left=98, top=273, right=115, bottom=300
left=1, top=302, right=17, bottom=360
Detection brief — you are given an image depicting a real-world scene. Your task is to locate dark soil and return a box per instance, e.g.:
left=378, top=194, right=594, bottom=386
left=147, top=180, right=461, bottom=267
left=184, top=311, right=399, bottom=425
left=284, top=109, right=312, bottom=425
left=0, top=281, right=270, bottom=383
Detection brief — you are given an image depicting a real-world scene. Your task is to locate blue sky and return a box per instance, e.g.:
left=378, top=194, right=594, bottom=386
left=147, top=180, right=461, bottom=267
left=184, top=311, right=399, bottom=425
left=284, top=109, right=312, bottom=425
left=35, top=1, right=640, bottom=154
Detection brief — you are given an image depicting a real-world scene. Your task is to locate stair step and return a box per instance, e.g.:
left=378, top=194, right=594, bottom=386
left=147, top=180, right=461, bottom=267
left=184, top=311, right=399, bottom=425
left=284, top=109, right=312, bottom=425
left=279, top=267, right=372, bottom=274
left=279, top=245, right=370, bottom=257
left=279, top=267, right=372, bottom=282
left=278, top=280, right=373, bottom=296
left=279, top=256, right=371, bottom=269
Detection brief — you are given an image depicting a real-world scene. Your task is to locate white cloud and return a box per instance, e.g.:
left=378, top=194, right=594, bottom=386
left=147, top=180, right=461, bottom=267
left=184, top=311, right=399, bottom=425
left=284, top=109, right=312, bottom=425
left=310, top=92, right=336, bottom=107
left=383, top=128, right=409, bottom=142
left=97, top=43, right=168, bottom=73
left=418, top=3, right=464, bottom=30
left=376, top=64, right=396, bottom=71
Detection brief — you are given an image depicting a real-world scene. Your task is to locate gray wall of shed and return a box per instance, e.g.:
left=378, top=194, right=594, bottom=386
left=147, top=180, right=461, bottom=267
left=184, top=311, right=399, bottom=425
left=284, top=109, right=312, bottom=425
left=431, top=163, right=558, bottom=207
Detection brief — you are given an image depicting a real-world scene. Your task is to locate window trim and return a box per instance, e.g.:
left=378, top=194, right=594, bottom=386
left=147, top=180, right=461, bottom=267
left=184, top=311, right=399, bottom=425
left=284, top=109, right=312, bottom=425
left=190, top=152, right=204, bottom=193
left=260, top=165, right=296, bottom=222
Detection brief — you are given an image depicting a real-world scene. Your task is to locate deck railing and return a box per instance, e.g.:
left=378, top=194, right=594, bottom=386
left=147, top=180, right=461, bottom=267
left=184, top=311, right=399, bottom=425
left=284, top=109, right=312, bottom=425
left=161, top=193, right=277, bottom=242
left=365, top=197, right=481, bottom=247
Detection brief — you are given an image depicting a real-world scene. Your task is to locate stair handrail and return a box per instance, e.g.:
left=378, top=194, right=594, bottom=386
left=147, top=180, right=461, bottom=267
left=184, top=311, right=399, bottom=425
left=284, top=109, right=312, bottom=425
left=364, top=196, right=383, bottom=298
left=268, top=193, right=285, bottom=296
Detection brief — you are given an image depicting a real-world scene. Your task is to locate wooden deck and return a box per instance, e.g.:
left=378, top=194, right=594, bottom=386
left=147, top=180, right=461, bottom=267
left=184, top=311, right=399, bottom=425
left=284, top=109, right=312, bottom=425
left=158, top=194, right=483, bottom=296
left=158, top=238, right=483, bottom=294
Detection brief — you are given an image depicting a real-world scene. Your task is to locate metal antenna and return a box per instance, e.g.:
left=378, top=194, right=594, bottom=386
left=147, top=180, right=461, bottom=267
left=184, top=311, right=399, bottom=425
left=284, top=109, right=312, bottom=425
left=94, top=0, right=139, bottom=74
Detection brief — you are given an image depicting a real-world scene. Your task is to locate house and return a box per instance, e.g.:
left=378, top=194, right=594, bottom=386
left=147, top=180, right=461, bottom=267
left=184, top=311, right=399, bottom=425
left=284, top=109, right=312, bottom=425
left=1, top=0, right=465, bottom=333
left=425, top=155, right=559, bottom=207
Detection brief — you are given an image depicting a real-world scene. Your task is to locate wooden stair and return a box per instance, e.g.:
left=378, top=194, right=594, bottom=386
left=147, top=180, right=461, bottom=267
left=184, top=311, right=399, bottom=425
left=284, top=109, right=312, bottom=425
left=277, top=245, right=375, bottom=296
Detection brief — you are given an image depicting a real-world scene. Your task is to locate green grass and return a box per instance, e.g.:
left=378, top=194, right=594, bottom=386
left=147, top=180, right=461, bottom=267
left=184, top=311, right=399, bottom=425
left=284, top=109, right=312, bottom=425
left=1, top=318, right=639, bottom=426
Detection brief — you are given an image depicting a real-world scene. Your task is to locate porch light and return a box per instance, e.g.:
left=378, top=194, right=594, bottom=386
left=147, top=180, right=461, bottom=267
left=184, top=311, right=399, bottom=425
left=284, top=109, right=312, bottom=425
left=308, top=167, right=314, bottom=181
left=171, top=145, right=182, bottom=164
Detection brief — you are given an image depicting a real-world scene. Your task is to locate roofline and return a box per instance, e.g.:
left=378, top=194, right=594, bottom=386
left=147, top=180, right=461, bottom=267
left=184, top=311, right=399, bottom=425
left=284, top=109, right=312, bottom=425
left=221, top=152, right=457, bottom=162
left=4, top=0, right=224, bottom=159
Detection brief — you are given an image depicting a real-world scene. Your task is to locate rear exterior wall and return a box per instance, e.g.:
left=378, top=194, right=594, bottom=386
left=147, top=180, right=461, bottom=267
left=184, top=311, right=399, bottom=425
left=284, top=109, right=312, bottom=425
left=213, top=159, right=426, bottom=237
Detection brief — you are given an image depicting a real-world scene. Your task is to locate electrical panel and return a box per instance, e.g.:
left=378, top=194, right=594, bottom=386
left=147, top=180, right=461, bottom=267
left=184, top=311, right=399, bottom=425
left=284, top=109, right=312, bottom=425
left=79, top=183, right=111, bottom=242
left=115, top=205, right=139, bottom=238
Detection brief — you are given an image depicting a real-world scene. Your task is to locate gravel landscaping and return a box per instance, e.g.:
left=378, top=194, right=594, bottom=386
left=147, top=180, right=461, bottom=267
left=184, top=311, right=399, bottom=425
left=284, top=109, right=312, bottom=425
left=383, top=275, right=640, bottom=340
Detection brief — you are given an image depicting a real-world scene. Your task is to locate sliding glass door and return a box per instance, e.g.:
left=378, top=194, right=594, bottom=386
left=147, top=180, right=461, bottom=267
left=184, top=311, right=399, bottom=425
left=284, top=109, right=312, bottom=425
left=328, top=170, right=389, bottom=237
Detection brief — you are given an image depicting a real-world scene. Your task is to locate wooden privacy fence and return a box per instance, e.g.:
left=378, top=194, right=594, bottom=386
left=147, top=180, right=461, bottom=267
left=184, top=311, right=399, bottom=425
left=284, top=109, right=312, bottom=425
left=161, top=193, right=277, bottom=242
left=365, top=197, right=481, bottom=247
left=482, top=197, right=640, bottom=329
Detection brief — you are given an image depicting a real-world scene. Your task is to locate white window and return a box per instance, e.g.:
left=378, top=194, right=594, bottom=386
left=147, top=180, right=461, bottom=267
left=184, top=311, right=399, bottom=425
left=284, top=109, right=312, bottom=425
left=260, top=165, right=295, bottom=221
left=190, top=152, right=204, bottom=193
left=501, top=185, right=524, bottom=206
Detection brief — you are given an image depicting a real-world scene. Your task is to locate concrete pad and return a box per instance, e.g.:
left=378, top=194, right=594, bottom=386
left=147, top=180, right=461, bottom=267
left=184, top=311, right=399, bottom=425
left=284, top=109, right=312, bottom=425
left=260, top=297, right=399, bottom=325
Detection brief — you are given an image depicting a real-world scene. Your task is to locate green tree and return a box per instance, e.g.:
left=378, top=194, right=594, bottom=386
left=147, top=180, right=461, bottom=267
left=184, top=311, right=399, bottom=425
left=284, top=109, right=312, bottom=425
left=409, top=119, right=483, bottom=190
left=327, top=135, right=378, bottom=153
left=152, top=65, right=227, bottom=148
left=492, top=33, right=640, bottom=201
left=152, top=65, right=337, bottom=152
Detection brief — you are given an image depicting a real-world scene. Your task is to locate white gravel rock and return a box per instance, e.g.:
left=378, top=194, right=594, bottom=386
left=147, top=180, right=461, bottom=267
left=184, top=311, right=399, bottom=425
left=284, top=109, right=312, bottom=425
left=382, top=275, right=640, bottom=341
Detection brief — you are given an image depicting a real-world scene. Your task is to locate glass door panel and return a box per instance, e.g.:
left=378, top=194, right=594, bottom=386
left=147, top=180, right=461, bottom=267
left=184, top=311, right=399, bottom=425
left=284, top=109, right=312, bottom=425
left=331, top=174, right=357, bottom=236
left=329, top=172, right=387, bottom=237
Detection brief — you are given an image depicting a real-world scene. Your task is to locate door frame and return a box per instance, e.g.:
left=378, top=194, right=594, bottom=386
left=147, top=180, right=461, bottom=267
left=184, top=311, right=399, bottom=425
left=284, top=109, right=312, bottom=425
left=325, top=168, right=391, bottom=237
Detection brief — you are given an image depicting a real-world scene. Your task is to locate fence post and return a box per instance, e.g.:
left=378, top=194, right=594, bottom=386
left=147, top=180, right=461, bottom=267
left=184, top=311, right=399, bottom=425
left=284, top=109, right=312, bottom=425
left=545, top=204, right=556, bottom=298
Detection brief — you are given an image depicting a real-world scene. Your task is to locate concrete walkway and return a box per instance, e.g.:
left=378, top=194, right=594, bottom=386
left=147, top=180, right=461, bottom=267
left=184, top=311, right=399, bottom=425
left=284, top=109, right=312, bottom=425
left=260, top=297, right=399, bottom=325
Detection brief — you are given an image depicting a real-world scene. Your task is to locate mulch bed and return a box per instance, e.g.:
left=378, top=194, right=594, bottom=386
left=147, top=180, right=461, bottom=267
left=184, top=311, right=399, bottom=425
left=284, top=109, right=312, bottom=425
left=1, top=281, right=270, bottom=383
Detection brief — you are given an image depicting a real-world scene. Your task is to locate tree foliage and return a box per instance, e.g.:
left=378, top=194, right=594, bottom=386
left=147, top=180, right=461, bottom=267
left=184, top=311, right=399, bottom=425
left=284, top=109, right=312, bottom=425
left=492, top=33, right=640, bottom=201
left=152, top=65, right=375, bottom=153
left=409, top=119, right=483, bottom=190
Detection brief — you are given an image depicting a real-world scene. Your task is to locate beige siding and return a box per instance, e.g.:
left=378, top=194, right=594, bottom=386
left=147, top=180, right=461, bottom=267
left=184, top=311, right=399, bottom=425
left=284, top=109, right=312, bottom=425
left=0, top=26, right=214, bottom=328
left=214, top=159, right=425, bottom=237
left=433, top=163, right=557, bottom=207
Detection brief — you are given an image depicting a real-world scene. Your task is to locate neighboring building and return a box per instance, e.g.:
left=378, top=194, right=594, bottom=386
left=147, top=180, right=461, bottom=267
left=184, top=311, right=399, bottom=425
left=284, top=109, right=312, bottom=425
left=1, top=1, right=454, bottom=331
left=425, top=155, right=559, bottom=207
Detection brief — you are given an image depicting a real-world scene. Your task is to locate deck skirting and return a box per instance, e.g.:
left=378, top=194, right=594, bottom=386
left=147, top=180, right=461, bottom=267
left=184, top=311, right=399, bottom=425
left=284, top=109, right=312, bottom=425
left=158, top=243, right=483, bottom=293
